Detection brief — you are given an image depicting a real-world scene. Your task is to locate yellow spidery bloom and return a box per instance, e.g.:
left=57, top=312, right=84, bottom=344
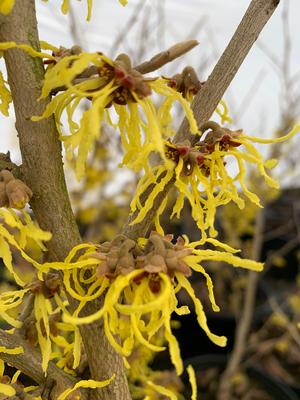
left=0, top=357, right=43, bottom=398
left=0, top=359, right=16, bottom=397
left=187, top=365, right=197, bottom=400
left=0, top=209, right=101, bottom=373
left=215, top=99, right=232, bottom=124
left=130, top=122, right=300, bottom=238
left=0, top=208, right=52, bottom=286
left=0, top=71, right=11, bottom=116
left=57, top=376, right=115, bottom=400
left=0, top=41, right=55, bottom=117
left=42, top=0, right=127, bottom=20
left=0, top=208, right=261, bottom=394
left=41, top=0, right=93, bottom=21
left=32, top=49, right=197, bottom=179
left=127, top=331, right=185, bottom=399
left=0, top=288, right=29, bottom=328
left=60, top=232, right=262, bottom=376
left=146, top=380, right=178, bottom=400
left=0, top=41, right=54, bottom=59
left=0, top=0, right=14, bottom=15
left=0, top=0, right=128, bottom=20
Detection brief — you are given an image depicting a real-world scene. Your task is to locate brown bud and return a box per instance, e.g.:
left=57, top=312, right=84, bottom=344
left=96, top=261, right=110, bottom=276
left=144, top=254, right=167, bottom=274
left=6, top=178, right=32, bottom=209
left=28, top=279, right=43, bottom=294
left=0, top=169, right=14, bottom=183
left=0, top=181, right=8, bottom=207
left=43, top=273, right=60, bottom=298
left=0, top=375, right=10, bottom=384
left=182, top=66, right=201, bottom=97
left=114, top=53, right=132, bottom=71
left=24, top=318, right=38, bottom=345
left=70, top=45, right=82, bottom=55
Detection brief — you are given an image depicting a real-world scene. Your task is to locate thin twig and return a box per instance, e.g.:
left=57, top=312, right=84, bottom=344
left=235, top=68, right=267, bottom=121
left=110, top=0, right=147, bottom=56
left=217, top=210, right=265, bottom=400
left=0, top=152, right=20, bottom=177
left=263, top=236, right=299, bottom=271
left=263, top=219, right=294, bottom=241
left=268, top=297, right=300, bottom=349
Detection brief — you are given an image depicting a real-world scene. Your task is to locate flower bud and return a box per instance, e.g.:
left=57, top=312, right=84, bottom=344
left=5, top=178, right=33, bottom=209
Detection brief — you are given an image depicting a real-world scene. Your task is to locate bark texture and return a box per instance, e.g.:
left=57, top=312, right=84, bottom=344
left=0, top=1, right=130, bottom=399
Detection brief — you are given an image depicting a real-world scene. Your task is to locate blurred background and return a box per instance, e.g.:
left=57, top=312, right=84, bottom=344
left=1, top=1, right=300, bottom=399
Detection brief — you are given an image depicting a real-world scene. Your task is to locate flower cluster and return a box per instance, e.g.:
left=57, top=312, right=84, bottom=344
left=61, top=232, right=262, bottom=376
left=0, top=349, right=40, bottom=399
left=0, top=210, right=263, bottom=398
left=0, top=170, right=32, bottom=209
left=0, top=3, right=299, bottom=397
left=32, top=47, right=197, bottom=179
left=130, top=122, right=300, bottom=239
left=164, top=65, right=203, bottom=102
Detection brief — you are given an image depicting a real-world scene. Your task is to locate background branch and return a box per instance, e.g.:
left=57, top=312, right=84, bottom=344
left=0, top=329, right=88, bottom=400
left=175, top=0, right=280, bottom=144
left=217, top=210, right=265, bottom=400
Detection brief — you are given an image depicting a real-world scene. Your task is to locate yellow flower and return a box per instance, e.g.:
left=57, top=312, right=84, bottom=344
left=33, top=50, right=197, bottom=179
left=0, top=209, right=262, bottom=393
left=41, top=0, right=93, bottom=21
left=0, top=0, right=14, bottom=15
left=44, top=0, right=128, bottom=20
left=60, top=233, right=262, bottom=376
left=57, top=376, right=115, bottom=400
left=130, top=122, right=300, bottom=238
left=0, top=208, right=52, bottom=286
left=0, top=40, right=55, bottom=117
left=0, top=209, right=100, bottom=373
left=0, top=0, right=126, bottom=19
left=0, top=357, right=43, bottom=398
left=0, top=70, right=11, bottom=116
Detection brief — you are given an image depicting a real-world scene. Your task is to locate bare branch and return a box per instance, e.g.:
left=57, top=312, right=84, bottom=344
left=175, top=0, right=281, bottom=144
left=0, top=329, right=87, bottom=400
left=217, top=210, right=265, bottom=400
left=110, top=0, right=147, bottom=56
left=0, top=152, right=20, bottom=177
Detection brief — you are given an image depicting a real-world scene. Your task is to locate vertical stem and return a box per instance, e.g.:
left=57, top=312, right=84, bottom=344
left=175, top=0, right=281, bottom=144
left=0, top=0, right=80, bottom=260
left=217, top=210, right=265, bottom=399
left=0, top=1, right=131, bottom=399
